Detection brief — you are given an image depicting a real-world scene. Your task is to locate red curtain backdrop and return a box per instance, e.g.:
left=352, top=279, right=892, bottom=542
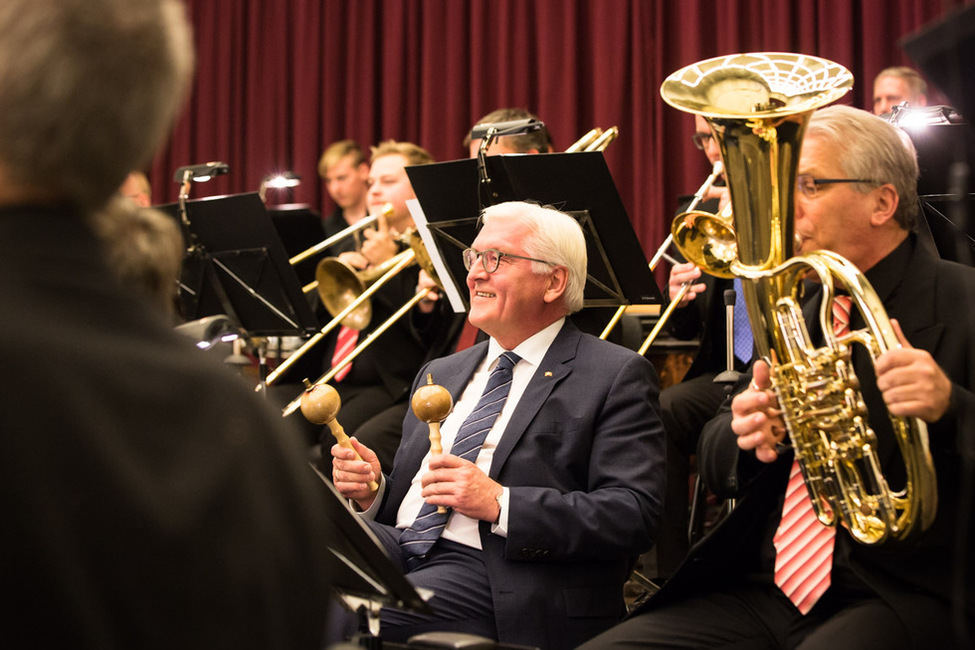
left=149, top=0, right=971, bottom=286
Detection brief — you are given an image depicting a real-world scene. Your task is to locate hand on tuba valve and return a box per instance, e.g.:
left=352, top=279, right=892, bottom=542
left=730, top=359, right=789, bottom=464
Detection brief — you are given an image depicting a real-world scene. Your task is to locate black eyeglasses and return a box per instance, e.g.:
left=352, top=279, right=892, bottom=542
left=796, top=174, right=882, bottom=198
left=462, top=247, right=555, bottom=274
left=691, top=132, right=714, bottom=150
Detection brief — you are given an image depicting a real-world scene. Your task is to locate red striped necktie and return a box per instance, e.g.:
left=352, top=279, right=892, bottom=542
left=772, top=294, right=852, bottom=614
left=330, top=325, right=358, bottom=382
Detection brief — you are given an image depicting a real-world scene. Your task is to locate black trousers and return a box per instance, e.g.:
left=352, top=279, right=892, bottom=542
left=367, top=523, right=498, bottom=643
left=657, top=373, right=730, bottom=576
left=578, top=581, right=908, bottom=650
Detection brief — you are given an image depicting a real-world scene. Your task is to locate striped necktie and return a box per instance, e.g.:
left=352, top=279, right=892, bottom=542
left=733, top=277, right=753, bottom=364
left=399, top=351, right=521, bottom=570
left=330, top=325, right=358, bottom=382
left=772, top=295, right=851, bottom=614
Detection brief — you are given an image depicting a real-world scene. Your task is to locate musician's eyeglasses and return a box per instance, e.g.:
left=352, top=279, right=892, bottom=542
left=796, top=174, right=883, bottom=198
left=462, top=248, right=555, bottom=274
left=691, top=132, right=714, bottom=150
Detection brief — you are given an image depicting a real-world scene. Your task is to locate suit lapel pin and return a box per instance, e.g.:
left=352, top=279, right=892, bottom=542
left=544, top=371, right=553, bottom=377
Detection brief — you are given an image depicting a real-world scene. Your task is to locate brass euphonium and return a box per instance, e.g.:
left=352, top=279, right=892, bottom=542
left=661, top=53, right=937, bottom=544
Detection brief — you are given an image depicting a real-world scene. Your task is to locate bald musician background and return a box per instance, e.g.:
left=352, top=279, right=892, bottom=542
left=331, top=201, right=665, bottom=649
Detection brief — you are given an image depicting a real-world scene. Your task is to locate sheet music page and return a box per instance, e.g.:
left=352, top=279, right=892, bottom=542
left=407, top=198, right=466, bottom=313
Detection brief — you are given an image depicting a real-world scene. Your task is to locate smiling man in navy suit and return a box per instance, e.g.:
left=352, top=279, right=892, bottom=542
left=331, top=201, right=665, bottom=649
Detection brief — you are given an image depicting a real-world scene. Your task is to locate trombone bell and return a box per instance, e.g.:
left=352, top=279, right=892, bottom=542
left=315, top=258, right=372, bottom=330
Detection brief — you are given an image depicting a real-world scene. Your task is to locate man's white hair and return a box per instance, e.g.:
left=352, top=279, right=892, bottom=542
left=479, top=201, right=588, bottom=314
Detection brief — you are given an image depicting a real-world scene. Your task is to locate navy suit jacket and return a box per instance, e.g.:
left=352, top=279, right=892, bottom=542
left=376, top=320, right=666, bottom=648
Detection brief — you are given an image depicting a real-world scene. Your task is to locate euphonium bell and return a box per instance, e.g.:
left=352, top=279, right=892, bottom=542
left=661, top=52, right=937, bottom=544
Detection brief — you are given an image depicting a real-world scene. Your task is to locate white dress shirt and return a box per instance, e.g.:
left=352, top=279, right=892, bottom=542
left=390, top=317, right=565, bottom=549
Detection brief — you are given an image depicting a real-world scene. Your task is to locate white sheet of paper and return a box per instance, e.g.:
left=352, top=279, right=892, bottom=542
left=407, top=198, right=466, bottom=313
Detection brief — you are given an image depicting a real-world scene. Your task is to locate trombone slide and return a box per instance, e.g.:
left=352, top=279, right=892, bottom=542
left=602, top=162, right=724, bottom=343
left=262, top=249, right=417, bottom=388
left=282, top=288, right=429, bottom=416
left=648, top=161, right=724, bottom=271
left=289, top=213, right=378, bottom=266
left=638, top=282, right=691, bottom=356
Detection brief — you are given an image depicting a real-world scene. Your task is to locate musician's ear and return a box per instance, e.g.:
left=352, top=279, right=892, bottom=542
left=869, top=183, right=898, bottom=227
left=543, top=266, right=568, bottom=304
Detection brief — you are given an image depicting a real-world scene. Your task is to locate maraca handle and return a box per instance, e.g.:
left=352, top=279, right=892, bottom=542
left=328, top=420, right=379, bottom=492
left=427, top=421, right=447, bottom=514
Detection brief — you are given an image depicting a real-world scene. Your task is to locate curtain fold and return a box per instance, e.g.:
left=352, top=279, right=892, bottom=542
left=150, top=0, right=969, bottom=286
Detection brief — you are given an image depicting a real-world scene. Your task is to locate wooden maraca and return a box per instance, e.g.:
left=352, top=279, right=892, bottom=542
left=411, top=373, right=453, bottom=513
left=299, top=379, right=378, bottom=492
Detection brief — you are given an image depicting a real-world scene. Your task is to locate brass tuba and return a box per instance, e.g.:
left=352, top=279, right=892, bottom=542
left=660, top=52, right=937, bottom=544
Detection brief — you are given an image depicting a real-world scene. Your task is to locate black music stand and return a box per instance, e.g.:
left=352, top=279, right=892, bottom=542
left=894, top=120, right=975, bottom=266
left=309, top=465, right=432, bottom=645
left=902, top=5, right=975, bottom=267
left=266, top=203, right=326, bottom=286
left=405, top=151, right=661, bottom=312
left=157, top=193, right=319, bottom=336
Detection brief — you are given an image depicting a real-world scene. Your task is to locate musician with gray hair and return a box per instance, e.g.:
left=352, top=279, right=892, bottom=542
left=331, top=200, right=664, bottom=648
left=0, top=0, right=334, bottom=646
left=583, top=105, right=974, bottom=648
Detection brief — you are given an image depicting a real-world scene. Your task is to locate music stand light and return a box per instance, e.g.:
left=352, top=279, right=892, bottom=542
left=259, top=171, right=301, bottom=203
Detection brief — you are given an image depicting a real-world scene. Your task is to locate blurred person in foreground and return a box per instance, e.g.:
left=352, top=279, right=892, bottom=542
left=0, top=0, right=334, bottom=646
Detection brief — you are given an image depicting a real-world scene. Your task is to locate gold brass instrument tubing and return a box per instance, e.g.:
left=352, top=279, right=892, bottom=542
left=282, top=288, right=429, bottom=417
left=599, top=161, right=724, bottom=342
left=294, top=203, right=393, bottom=293
left=660, top=52, right=936, bottom=543
left=261, top=248, right=416, bottom=388
left=584, top=126, right=619, bottom=151
left=277, top=230, right=443, bottom=405
left=565, top=127, right=603, bottom=152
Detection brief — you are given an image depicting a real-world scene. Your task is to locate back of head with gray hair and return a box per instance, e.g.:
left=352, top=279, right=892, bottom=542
left=479, top=201, right=588, bottom=314
left=0, top=0, right=194, bottom=212
left=806, top=105, right=920, bottom=231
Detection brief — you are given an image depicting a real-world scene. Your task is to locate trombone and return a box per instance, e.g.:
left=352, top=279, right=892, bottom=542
left=291, top=203, right=394, bottom=294
left=596, top=161, right=727, bottom=348
left=263, top=240, right=417, bottom=388
left=281, top=230, right=441, bottom=416
left=566, top=126, right=620, bottom=152
left=636, top=200, right=735, bottom=355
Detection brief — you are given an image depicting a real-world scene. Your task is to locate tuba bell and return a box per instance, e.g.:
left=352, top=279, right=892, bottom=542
left=661, top=52, right=937, bottom=544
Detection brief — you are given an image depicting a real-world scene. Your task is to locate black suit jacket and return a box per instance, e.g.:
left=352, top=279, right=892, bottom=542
left=647, top=235, right=975, bottom=647
left=1, top=205, right=334, bottom=647
left=377, top=320, right=666, bottom=649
